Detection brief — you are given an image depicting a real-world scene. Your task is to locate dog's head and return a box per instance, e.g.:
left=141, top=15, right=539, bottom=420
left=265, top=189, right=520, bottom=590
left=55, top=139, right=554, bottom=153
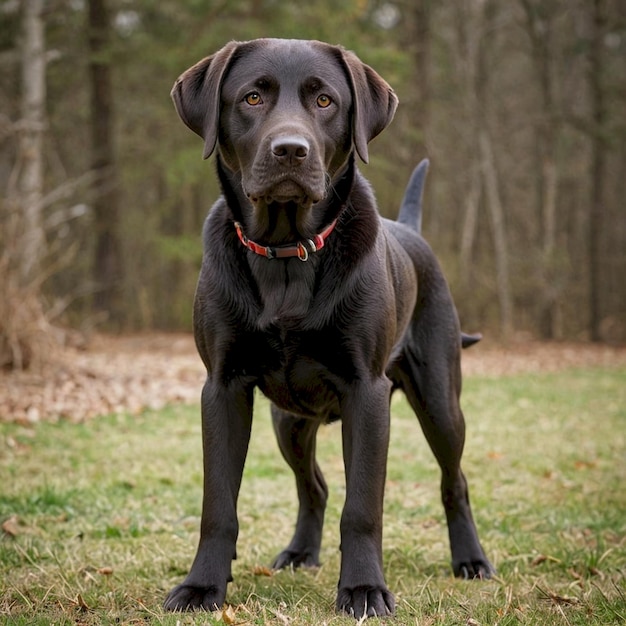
left=171, top=39, right=397, bottom=237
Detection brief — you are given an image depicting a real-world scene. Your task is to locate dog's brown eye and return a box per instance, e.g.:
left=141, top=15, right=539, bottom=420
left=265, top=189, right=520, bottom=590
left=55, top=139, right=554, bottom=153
left=245, top=92, right=262, bottom=106
left=317, top=94, right=332, bottom=108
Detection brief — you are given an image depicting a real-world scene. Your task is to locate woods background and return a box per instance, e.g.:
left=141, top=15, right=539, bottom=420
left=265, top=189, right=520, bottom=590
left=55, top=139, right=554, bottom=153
left=1, top=0, right=625, bottom=370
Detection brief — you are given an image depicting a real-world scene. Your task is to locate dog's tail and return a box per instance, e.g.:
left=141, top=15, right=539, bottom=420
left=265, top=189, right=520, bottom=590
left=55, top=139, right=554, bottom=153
left=461, top=332, right=482, bottom=348
left=397, top=158, right=429, bottom=233
left=399, top=159, right=481, bottom=350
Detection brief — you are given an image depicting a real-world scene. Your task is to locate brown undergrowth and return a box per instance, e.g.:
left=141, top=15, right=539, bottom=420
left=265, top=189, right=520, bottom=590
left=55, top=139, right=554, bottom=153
left=1, top=332, right=624, bottom=424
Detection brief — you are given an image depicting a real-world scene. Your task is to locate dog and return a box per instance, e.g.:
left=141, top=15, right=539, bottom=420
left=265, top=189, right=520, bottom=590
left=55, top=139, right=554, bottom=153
left=164, top=38, right=493, bottom=619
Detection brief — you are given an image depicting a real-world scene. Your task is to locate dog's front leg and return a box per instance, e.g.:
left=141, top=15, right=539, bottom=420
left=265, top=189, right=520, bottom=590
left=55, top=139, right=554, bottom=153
left=336, top=378, right=395, bottom=619
left=164, top=380, right=253, bottom=612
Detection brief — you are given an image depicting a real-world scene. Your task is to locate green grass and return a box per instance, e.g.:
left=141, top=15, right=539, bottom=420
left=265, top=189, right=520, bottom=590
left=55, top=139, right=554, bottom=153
left=1, top=366, right=625, bottom=625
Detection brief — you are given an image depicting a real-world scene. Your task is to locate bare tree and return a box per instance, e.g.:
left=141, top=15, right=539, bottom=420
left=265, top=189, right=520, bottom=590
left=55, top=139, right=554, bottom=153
left=0, top=0, right=49, bottom=369
left=454, top=0, right=513, bottom=339
left=587, top=0, right=608, bottom=342
left=454, top=0, right=482, bottom=286
left=520, top=0, right=563, bottom=339
left=14, top=0, right=46, bottom=284
left=411, top=0, right=432, bottom=157
left=479, top=129, right=513, bottom=339
left=88, top=0, right=123, bottom=325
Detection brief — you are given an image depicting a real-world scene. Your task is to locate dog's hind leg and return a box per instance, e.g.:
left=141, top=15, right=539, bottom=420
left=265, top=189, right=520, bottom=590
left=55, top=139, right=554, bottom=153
left=270, top=406, right=328, bottom=569
left=389, top=317, right=494, bottom=579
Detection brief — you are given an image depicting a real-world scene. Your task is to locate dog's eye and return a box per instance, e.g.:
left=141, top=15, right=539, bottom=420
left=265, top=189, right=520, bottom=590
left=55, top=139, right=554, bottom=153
left=316, top=94, right=332, bottom=108
left=244, top=92, right=262, bottom=106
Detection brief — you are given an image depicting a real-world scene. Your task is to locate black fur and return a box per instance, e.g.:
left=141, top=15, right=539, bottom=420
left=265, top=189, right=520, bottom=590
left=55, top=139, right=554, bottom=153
left=165, top=38, right=493, bottom=619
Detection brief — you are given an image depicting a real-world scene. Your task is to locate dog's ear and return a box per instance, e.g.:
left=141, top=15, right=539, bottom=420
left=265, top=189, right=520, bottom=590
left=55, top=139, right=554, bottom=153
left=340, top=49, right=398, bottom=164
left=171, top=41, right=239, bottom=160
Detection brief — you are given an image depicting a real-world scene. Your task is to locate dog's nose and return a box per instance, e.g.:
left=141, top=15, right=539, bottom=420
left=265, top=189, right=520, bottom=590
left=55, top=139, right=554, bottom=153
left=271, top=135, right=309, bottom=166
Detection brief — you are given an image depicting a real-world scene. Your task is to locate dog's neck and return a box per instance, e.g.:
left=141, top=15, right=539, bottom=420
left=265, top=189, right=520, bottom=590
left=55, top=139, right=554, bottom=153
left=216, top=154, right=355, bottom=246
left=215, top=155, right=356, bottom=328
left=234, top=218, right=338, bottom=261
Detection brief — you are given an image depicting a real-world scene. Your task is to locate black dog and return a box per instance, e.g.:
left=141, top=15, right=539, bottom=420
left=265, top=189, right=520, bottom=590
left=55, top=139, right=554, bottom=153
left=165, top=38, right=493, bottom=619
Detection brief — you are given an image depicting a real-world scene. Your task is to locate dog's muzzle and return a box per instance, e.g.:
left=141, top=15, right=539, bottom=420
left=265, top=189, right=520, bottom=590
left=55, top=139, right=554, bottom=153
left=245, top=132, right=326, bottom=209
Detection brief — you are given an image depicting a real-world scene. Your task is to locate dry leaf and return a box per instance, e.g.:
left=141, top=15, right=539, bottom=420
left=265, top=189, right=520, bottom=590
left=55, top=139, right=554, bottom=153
left=549, top=593, right=579, bottom=605
left=574, top=460, right=597, bottom=470
left=568, top=568, right=583, bottom=580
left=97, top=566, right=113, bottom=576
left=252, top=565, right=274, bottom=577
left=271, top=605, right=292, bottom=625
left=538, top=587, right=580, bottom=606
left=75, top=593, right=89, bottom=612
left=220, top=605, right=237, bottom=624
left=531, top=554, right=547, bottom=566
left=82, top=568, right=97, bottom=583
left=2, top=515, right=19, bottom=537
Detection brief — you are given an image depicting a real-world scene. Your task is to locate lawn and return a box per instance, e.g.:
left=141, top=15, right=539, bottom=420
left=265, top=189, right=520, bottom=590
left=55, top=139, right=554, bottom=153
left=1, top=365, right=625, bottom=625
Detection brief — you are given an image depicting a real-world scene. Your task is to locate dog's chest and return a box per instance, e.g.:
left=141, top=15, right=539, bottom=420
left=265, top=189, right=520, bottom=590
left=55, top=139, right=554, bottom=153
left=255, top=329, right=346, bottom=419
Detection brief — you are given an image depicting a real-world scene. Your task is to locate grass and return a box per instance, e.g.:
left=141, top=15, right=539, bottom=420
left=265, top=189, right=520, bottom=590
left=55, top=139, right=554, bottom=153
left=1, top=365, right=625, bottom=625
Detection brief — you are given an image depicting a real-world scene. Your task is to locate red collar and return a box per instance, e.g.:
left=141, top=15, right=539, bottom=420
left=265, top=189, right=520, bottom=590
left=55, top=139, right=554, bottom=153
left=234, top=219, right=337, bottom=261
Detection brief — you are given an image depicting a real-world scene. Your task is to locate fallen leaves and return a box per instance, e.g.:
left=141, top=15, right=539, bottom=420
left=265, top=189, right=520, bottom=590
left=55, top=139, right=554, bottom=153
left=537, top=586, right=581, bottom=606
left=461, top=339, right=626, bottom=377
left=574, top=459, right=598, bottom=470
left=2, top=515, right=19, bottom=537
left=218, top=604, right=237, bottom=623
left=97, top=566, right=113, bottom=576
left=74, top=593, right=90, bottom=612
left=530, top=552, right=607, bottom=583
left=531, top=554, right=561, bottom=567
left=252, top=565, right=274, bottom=577
left=0, top=333, right=205, bottom=424
left=1, top=334, right=625, bottom=424
left=78, top=565, right=115, bottom=585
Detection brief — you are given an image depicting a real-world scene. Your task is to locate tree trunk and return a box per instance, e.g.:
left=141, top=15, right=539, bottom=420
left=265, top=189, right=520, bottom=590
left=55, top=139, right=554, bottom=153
left=88, top=0, right=123, bottom=325
left=403, top=0, right=434, bottom=234
left=455, top=0, right=481, bottom=286
left=459, top=166, right=481, bottom=285
left=479, top=129, right=513, bottom=339
left=520, top=0, right=562, bottom=339
left=412, top=0, right=431, bottom=157
left=458, top=0, right=513, bottom=339
left=588, top=0, right=607, bottom=342
left=17, top=0, right=46, bottom=284
left=0, top=0, right=48, bottom=370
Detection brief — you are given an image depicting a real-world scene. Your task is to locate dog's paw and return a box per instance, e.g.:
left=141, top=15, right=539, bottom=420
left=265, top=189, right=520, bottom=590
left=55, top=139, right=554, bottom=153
left=454, top=559, right=495, bottom=580
left=336, top=585, right=395, bottom=619
left=163, top=583, right=225, bottom=612
left=272, top=548, right=320, bottom=570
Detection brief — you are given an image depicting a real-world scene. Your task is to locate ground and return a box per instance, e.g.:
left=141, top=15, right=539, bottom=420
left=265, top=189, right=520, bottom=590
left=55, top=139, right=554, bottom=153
left=1, top=333, right=625, bottom=424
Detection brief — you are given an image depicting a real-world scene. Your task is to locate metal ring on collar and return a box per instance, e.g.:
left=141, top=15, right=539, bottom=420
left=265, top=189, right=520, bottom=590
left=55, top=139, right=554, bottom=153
left=297, top=243, right=309, bottom=261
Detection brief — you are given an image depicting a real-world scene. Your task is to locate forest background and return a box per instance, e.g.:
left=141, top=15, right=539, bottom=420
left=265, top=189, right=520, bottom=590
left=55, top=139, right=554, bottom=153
left=1, top=0, right=625, bottom=371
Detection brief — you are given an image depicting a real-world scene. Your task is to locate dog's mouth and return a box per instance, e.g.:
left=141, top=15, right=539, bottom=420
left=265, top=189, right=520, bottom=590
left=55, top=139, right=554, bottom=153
left=246, top=180, right=321, bottom=211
